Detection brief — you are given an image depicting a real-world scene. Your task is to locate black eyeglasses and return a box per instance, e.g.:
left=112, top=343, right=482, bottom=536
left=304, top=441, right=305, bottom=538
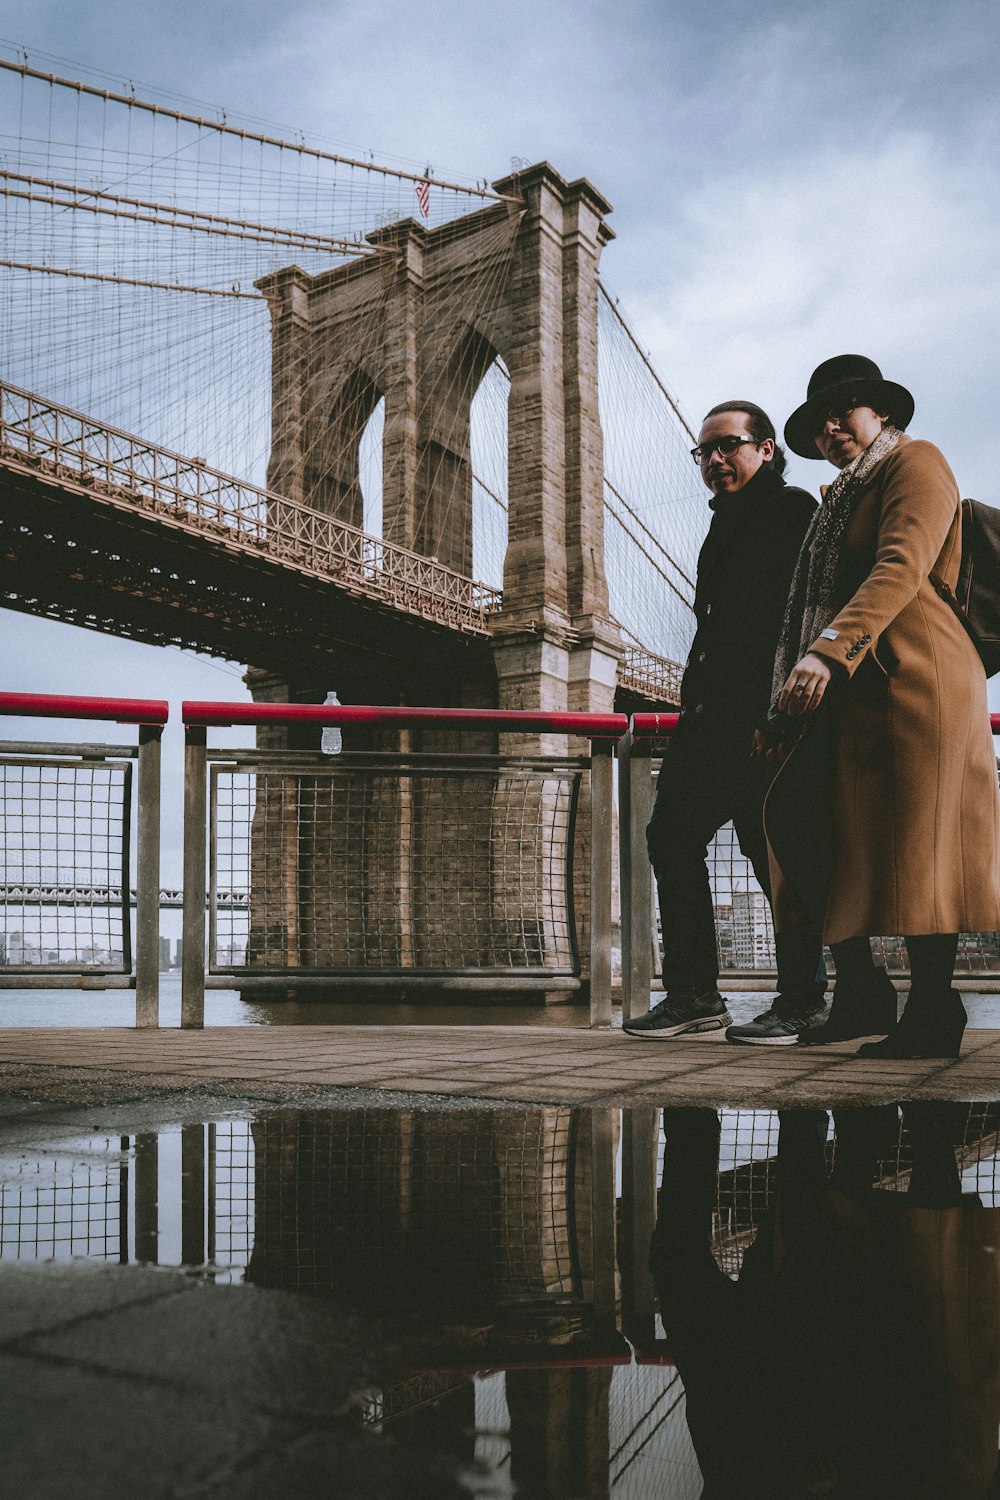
left=690, top=435, right=760, bottom=466
left=813, top=399, right=861, bottom=435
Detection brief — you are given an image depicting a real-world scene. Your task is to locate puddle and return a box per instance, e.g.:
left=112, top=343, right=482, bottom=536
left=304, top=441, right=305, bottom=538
left=2, top=1099, right=999, bottom=1497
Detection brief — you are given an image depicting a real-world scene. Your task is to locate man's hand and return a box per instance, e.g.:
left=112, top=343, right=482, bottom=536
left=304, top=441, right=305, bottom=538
left=749, top=726, right=779, bottom=762
left=778, top=653, right=832, bottom=716
left=752, top=728, right=790, bottom=763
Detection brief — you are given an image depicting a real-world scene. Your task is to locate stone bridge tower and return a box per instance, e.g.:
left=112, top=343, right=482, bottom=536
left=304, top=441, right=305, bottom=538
left=255, top=161, right=620, bottom=721
left=246, top=164, right=619, bottom=1002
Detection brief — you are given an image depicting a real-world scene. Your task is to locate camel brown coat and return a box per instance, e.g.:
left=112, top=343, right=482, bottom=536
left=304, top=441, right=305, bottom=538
left=767, top=435, right=1000, bottom=943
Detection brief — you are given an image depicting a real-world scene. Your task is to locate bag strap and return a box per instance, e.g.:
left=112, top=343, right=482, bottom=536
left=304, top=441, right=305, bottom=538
left=929, top=569, right=960, bottom=608
left=930, top=498, right=975, bottom=628
left=930, top=568, right=987, bottom=655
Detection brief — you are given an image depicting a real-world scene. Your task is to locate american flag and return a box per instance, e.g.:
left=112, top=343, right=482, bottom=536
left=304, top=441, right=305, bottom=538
left=415, top=178, right=430, bottom=218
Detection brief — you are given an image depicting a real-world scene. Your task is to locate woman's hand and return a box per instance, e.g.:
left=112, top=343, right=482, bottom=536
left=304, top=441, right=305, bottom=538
left=778, top=652, right=832, bottom=716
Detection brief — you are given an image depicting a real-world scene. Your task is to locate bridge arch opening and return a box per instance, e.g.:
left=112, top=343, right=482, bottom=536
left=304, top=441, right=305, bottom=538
left=358, top=396, right=384, bottom=539
left=469, top=355, right=509, bottom=590
left=302, top=366, right=383, bottom=530
left=405, top=326, right=500, bottom=578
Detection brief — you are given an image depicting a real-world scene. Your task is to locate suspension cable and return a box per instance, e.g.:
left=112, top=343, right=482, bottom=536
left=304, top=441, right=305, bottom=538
left=0, top=58, right=513, bottom=201
left=0, top=260, right=260, bottom=299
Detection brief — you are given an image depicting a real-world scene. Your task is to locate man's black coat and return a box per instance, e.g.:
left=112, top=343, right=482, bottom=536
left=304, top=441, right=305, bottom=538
left=678, top=465, right=817, bottom=739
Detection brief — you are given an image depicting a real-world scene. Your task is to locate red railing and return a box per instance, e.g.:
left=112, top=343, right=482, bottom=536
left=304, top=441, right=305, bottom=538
left=182, top=702, right=628, bottom=737
left=630, top=712, right=680, bottom=738
left=0, top=691, right=169, bottom=725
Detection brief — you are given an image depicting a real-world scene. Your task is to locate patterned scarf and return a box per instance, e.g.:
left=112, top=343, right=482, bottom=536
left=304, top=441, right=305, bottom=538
left=769, top=424, right=903, bottom=721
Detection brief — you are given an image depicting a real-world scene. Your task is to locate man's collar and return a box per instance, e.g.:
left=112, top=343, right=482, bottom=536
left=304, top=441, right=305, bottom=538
left=708, top=464, right=785, bottom=512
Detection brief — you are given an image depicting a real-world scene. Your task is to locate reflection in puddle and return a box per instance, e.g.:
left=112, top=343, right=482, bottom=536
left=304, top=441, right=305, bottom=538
left=2, top=1103, right=999, bottom=1496
left=0, top=1124, right=254, bottom=1280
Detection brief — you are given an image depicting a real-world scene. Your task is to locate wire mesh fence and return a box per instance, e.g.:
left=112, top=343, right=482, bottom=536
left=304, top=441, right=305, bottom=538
left=0, top=749, right=132, bottom=971
left=0, top=1108, right=600, bottom=1325
left=0, top=1123, right=255, bottom=1275
left=208, top=1122, right=255, bottom=1281
left=609, top=1359, right=699, bottom=1497
left=245, top=1108, right=587, bottom=1313
left=6, top=1107, right=998, bottom=1281
left=0, top=1133, right=127, bottom=1262
left=209, top=753, right=583, bottom=977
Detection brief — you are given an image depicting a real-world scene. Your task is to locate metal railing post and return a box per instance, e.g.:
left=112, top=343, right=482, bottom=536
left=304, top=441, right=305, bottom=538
left=620, top=1106, right=659, bottom=1338
left=589, top=739, right=614, bottom=1028
left=181, top=1124, right=206, bottom=1267
left=619, top=727, right=655, bottom=1021
left=134, top=724, right=162, bottom=1027
left=589, top=1107, right=618, bottom=1331
left=134, top=1133, right=159, bottom=1264
left=181, top=725, right=207, bottom=1028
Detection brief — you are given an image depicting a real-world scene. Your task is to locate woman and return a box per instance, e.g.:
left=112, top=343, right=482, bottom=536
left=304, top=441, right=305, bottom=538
left=765, top=354, right=1000, bottom=1057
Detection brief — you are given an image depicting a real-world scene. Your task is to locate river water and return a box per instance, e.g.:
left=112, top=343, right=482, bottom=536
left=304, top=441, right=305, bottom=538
left=0, top=973, right=608, bottom=1028
left=3, top=972, right=1000, bottom=1031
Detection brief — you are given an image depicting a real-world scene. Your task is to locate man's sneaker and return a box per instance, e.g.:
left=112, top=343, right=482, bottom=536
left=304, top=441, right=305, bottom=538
left=624, top=990, right=732, bottom=1039
left=725, top=1001, right=828, bottom=1046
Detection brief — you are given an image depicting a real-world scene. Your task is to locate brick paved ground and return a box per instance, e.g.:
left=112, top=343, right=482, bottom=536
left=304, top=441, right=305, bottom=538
left=0, top=1022, right=997, bottom=1106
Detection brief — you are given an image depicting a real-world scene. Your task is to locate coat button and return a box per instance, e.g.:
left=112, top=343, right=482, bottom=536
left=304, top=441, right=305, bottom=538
left=697, top=652, right=706, bottom=663
left=694, top=703, right=703, bottom=714
left=705, top=604, right=712, bottom=615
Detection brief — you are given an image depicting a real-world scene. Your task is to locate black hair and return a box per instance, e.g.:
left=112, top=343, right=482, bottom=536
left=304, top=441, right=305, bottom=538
left=702, top=400, right=787, bottom=475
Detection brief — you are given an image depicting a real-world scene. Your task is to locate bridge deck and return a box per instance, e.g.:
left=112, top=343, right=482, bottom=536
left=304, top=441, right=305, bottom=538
left=0, top=382, right=683, bottom=704
left=1, top=1021, right=998, bottom=1107
left=0, top=458, right=490, bottom=678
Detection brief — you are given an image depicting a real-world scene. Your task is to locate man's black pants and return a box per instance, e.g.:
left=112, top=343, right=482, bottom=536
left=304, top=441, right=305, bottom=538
left=645, top=722, right=825, bottom=1001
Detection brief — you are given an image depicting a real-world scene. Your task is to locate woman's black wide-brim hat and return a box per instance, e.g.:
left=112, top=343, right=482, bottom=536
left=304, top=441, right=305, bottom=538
left=784, top=354, right=915, bottom=459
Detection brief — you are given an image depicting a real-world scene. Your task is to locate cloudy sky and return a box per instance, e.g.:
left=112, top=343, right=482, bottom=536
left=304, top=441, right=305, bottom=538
left=2, top=0, right=999, bottom=841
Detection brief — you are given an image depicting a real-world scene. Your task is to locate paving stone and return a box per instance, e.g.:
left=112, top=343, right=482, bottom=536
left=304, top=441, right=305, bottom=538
left=0, top=1351, right=279, bottom=1500
left=1, top=1026, right=999, bottom=1107
left=0, top=1261, right=434, bottom=1500
left=0, top=1261, right=184, bottom=1344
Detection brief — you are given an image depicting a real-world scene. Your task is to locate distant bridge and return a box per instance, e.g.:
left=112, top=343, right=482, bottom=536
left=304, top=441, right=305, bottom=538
left=0, top=883, right=246, bottom=910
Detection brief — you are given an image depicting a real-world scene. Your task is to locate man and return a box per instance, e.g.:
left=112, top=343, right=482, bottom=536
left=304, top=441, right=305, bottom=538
left=624, top=401, right=828, bottom=1043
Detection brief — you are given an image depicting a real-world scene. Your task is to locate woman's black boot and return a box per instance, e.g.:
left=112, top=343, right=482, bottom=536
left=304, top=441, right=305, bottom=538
left=797, top=965, right=898, bottom=1045
left=856, top=988, right=967, bottom=1060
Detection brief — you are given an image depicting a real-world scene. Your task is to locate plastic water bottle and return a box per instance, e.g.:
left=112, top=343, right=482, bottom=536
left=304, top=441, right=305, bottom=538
left=320, top=691, right=342, bottom=755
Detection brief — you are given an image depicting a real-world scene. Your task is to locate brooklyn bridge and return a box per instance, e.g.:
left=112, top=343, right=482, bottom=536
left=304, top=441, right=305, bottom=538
left=0, top=57, right=704, bottom=719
